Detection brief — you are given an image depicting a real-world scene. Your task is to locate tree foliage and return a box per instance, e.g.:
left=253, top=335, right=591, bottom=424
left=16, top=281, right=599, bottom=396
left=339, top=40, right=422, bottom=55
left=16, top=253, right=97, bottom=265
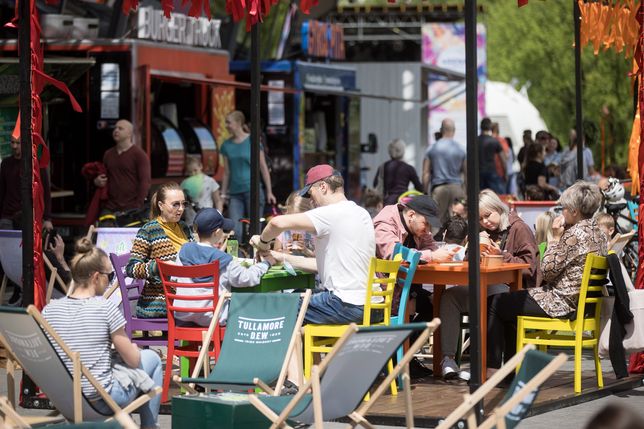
left=483, top=0, right=635, bottom=168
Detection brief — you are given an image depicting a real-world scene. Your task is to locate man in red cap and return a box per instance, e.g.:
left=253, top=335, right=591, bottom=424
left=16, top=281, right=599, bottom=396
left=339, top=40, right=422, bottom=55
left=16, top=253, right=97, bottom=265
left=251, top=164, right=375, bottom=324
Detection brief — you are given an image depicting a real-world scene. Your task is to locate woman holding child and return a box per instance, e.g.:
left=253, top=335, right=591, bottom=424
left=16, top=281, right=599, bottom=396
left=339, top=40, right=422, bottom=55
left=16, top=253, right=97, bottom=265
left=127, top=182, right=194, bottom=318
left=439, top=189, right=540, bottom=380
left=487, top=181, right=607, bottom=370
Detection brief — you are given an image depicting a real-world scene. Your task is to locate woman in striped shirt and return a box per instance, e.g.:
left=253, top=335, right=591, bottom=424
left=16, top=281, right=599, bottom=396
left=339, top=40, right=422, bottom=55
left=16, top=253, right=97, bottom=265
left=43, top=238, right=162, bottom=428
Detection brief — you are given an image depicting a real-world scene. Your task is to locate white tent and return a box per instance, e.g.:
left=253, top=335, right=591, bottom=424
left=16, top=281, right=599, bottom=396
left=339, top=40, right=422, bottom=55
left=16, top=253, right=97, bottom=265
left=485, top=80, right=548, bottom=155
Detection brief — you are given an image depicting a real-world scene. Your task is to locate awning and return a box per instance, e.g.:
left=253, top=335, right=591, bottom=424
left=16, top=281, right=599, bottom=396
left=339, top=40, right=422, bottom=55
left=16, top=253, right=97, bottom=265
left=0, top=56, right=95, bottom=105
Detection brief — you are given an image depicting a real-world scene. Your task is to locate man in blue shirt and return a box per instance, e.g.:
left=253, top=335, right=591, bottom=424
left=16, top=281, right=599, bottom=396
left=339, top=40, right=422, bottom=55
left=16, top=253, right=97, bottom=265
left=422, top=118, right=467, bottom=225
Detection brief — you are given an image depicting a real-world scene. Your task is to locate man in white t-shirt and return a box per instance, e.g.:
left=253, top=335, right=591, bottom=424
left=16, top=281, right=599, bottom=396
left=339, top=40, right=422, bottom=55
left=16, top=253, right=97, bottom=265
left=251, top=164, right=375, bottom=324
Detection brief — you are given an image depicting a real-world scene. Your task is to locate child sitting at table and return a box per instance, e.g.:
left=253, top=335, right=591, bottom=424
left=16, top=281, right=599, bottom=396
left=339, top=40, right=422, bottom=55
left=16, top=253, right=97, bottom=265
left=274, top=191, right=315, bottom=257
left=440, top=215, right=467, bottom=261
left=595, top=212, right=615, bottom=241
left=173, top=208, right=277, bottom=326
left=535, top=211, right=556, bottom=259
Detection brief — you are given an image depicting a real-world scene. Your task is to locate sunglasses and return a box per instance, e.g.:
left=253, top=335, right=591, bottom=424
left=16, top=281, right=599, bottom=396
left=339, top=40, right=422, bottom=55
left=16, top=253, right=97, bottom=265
left=100, top=271, right=116, bottom=283
left=164, top=201, right=189, bottom=210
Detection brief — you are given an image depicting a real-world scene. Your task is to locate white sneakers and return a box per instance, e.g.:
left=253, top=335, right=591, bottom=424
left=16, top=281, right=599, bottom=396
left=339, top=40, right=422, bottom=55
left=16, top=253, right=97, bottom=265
left=441, top=356, right=471, bottom=381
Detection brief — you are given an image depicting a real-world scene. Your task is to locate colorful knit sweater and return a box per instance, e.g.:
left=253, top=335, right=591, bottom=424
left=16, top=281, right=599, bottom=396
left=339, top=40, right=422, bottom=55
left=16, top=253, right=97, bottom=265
left=126, top=219, right=194, bottom=318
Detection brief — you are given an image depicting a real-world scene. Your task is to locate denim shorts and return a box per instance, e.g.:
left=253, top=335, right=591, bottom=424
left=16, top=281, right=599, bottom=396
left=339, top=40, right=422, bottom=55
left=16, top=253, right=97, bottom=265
left=303, top=291, right=364, bottom=324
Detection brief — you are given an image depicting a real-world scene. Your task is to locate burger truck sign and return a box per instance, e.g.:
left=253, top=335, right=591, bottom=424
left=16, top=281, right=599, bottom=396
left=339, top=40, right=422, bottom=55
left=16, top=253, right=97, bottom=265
left=137, top=6, right=222, bottom=49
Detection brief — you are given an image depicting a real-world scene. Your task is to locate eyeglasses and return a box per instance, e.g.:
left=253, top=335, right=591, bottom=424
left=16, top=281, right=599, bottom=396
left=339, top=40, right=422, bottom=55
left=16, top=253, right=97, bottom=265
left=164, top=201, right=188, bottom=210
left=303, top=181, right=322, bottom=199
left=100, top=271, right=115, bottom=283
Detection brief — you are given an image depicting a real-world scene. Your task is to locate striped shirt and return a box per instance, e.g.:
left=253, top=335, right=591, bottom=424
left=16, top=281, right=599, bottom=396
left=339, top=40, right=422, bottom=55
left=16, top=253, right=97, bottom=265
left=42, top=296, right=126, bottom=400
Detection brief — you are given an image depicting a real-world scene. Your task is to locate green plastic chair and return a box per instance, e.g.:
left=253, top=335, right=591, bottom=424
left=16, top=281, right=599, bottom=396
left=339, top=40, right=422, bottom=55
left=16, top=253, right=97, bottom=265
left=435, top=345, right=567, bottom=429
left=177, top=291, right=311, bottom=396
left=249, top=320, right=440, bottom=429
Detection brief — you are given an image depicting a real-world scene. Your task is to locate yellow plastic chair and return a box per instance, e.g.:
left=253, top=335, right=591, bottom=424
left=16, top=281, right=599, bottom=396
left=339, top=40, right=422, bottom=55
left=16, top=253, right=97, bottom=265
left=303, top=256, right=402, bottom=396
left=516, top=252, right=609, bottom=394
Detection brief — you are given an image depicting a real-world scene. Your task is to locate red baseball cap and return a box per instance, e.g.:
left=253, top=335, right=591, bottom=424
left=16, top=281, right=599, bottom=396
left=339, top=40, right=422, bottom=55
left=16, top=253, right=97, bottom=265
left=299, top=164, right=341, bottom=197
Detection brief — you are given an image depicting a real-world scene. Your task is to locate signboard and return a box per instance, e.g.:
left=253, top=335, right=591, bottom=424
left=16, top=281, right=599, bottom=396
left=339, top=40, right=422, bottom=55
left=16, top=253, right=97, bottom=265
left=298, top=62, right=356, bottom=91
left=137, top=6, right=221, bottom=49
left=301, top=20, right=345, bottom=60
left=95, top=227, right=139, bottom=256
left=422, top=23, right=487, bottom=148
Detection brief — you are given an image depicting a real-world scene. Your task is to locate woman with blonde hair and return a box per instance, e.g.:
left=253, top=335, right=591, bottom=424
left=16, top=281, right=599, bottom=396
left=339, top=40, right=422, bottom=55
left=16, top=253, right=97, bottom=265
left=220, top=110, right=276, bottom=239
left=127, top=182, right=194, bottom=318
left=43, top=238, right=162, bottom=428
left=438, top=189, right=540, bottom=380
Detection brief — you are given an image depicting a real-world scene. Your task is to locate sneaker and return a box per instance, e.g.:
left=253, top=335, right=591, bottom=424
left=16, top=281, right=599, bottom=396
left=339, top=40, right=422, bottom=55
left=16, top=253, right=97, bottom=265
left=409, top=357, right=433, bottom=379
left=441, top=356, right=459, bottom=380
left=457, top=370, right=471, bottom=381
left=280, top=380, right=299, bottom=395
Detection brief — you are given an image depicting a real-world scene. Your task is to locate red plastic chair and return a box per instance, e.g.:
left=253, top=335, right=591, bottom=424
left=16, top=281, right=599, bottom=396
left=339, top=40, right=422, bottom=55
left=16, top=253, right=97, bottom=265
left=157, top=259, right=224, bottom=403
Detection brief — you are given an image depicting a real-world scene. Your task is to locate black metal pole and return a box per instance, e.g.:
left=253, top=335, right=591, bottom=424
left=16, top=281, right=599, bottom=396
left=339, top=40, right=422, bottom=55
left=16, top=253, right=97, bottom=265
left=574, top=0, right=584, bottom=180
left=465, top=0, right=482, bottom=419
left=19, top=0, right=34, bottom=307
left=250, top=23, right=261, bottom=236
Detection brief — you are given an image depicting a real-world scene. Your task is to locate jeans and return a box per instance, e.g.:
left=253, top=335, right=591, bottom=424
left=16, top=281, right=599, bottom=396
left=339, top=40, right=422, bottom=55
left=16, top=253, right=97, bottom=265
left=228, top=190, right=265, bottom=240
left=480, top=171, right=506, bottom=195
left=303, top=291, right=364, bottom=324
left=487, top=290, right=548, bottom=368
left=94, top=349, right=163, bottom=428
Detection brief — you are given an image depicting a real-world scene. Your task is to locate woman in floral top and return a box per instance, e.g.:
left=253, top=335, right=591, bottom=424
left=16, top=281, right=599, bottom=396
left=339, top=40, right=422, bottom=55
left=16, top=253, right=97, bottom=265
left=487, top=181, right=607, bottom=369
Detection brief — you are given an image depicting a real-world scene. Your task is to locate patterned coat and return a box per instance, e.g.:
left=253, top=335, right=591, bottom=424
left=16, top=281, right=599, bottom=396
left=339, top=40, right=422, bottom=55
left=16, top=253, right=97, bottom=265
left=528, top=217, right=607, bottom=318
left=126, top=219, right=194, bottom=318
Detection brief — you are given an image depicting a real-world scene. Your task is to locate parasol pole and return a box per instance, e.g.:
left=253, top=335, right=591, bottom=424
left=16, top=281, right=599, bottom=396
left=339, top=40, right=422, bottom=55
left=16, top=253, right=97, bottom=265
left=250, top=23, right=261, bottom=236
left=574, top=0, right=584, bottom=179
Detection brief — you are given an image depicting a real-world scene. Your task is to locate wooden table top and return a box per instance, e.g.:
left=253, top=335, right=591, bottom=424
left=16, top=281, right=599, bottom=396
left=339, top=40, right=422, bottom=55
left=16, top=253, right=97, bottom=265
left=415, top=261, right=530, bottom=273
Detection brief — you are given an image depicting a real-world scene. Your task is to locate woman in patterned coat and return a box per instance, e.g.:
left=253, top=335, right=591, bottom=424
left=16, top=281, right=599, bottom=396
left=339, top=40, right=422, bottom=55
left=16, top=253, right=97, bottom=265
left=127, top=182, right=194, bottom=318
left=487, top=181, right=607, bottom=370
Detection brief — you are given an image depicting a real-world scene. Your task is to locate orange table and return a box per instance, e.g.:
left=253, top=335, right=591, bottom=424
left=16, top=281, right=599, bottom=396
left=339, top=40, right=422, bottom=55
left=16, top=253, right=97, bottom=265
left=412, top=262, right=530, bottom=379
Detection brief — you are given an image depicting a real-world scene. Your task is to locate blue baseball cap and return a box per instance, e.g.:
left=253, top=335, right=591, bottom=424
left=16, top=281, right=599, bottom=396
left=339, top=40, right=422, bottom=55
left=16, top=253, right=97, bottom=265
left=194, top=208, right=235, bottom=235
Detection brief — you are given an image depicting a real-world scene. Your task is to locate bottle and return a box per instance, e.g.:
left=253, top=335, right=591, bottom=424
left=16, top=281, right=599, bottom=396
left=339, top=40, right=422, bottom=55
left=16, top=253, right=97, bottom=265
left=226, top=238, right=239, bottom=258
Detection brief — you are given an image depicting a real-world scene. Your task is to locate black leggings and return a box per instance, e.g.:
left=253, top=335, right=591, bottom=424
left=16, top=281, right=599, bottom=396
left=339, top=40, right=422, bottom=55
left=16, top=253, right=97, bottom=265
left=487, top=290, right=548, bottom=368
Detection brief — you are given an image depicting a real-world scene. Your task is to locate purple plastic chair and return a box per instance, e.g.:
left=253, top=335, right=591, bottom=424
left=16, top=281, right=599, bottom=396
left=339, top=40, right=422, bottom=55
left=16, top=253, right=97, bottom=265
left=110, top=252, right=168, bottom=346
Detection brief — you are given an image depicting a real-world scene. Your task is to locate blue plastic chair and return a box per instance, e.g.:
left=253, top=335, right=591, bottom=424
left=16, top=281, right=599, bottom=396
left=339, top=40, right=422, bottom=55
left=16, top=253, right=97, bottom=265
left=390, top=243, right=422, bottom=385
left=627, top=200, right=639, bottom=232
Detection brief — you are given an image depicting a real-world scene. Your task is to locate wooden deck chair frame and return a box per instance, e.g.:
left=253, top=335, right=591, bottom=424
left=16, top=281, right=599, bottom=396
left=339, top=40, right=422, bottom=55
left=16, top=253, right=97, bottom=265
left=249, top=319, right=440, bottom=429
left=174, top=290, right=312, bottom=397
left=434, top=345, right=567, bottom=429
left=0, top=305, right=161, bottom=428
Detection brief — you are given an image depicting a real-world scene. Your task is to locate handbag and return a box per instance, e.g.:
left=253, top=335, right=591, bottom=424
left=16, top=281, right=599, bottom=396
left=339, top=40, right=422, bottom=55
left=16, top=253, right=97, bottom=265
left=599, top=289, right=644, bottom=357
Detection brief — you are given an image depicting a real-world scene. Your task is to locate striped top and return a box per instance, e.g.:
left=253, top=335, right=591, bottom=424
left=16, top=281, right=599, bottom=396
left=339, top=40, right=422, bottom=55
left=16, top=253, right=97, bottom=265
left=126, top=219, right=194, bottom=318
left=42, top=296, right=125, bottom=400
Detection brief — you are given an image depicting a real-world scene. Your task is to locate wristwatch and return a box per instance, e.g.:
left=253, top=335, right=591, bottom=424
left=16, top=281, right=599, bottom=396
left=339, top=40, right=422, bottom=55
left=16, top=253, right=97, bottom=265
left=260, top=236, right=274, bottom=245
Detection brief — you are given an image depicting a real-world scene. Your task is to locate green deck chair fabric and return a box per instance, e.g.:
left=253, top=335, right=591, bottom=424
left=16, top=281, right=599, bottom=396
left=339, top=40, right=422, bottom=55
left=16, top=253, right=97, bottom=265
left=499, top=349, right=556, bottom=429
left=255, top=323, right=428, bottom=424
left=181, top=293, right=301, bottom=389
left=0, top=306, right=112, bottom=422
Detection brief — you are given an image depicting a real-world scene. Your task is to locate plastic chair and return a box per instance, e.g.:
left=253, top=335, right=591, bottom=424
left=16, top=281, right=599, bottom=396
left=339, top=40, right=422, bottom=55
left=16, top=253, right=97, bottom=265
left=157, top=260, right=224, bottom=403
left=516, top=253, right=608, bottom=393
left=390, top=243, right=421, bottom=384
left=627, top=200, right=639, bottom=232
left=109, top=253, right=167, bottom=347
left=176, top=291, right=311, bottom=396
left=0, top=305, right=159, bottom=427
left=248, top=320, right=440, bottom=429
left=434, top=345, right=567, bottom=429
left=303, top=256, right=402, bottom=396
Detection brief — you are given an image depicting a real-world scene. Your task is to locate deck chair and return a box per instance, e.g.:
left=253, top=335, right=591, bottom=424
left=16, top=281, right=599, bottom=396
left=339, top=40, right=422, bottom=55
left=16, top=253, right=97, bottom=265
left=0, top=306, right=161, bottom=427
left=109, top=253, right=167, bottom=347
left=175, top=290, right=311, bottom=397
left=0, top=396, right=132, bottom=429
left=248, top=319, right=440, bottom=429
left=434, top=345, right=567, bottom=429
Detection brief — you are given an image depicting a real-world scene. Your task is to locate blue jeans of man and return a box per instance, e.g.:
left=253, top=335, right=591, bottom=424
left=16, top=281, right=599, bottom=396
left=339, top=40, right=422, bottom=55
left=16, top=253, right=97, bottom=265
left=480, top=171, right=506, bottom=195
left=228, top=189, right=265, bottom=240
left=94, top=349, right=163, bottom=428
left=303, top=291, right=364, bottom=324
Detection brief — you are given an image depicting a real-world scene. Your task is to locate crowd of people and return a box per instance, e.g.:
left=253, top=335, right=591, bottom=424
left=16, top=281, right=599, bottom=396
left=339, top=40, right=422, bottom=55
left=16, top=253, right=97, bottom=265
left=0, top=112, right=632, bottom=426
